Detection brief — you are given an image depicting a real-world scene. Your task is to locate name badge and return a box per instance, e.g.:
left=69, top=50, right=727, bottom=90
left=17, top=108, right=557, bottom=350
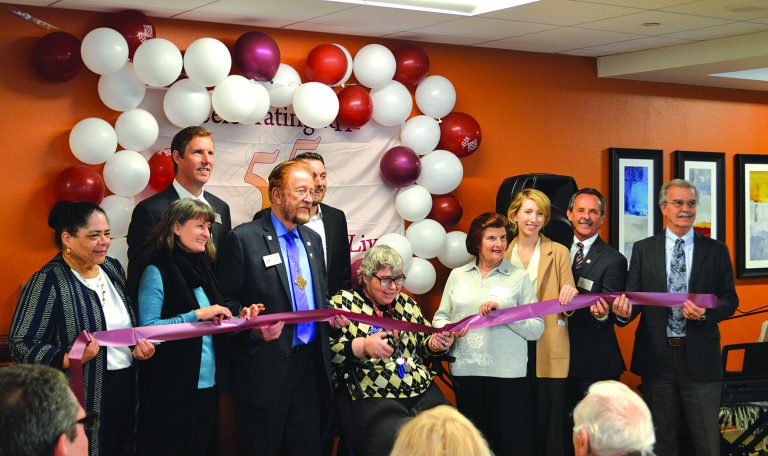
left=490, top=285, right=510, bottom=299
left=577, top=277, right=594, bottom=292
left=263, top=253, right=282, bottom=267
left=214, top=213, right=222, bottom=224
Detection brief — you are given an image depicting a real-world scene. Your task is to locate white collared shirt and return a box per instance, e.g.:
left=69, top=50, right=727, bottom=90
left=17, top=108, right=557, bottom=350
left=172, top=179, right=210, bottom=207
left=509, top=237, right=542, bottom=291
left=304, top=205, right=328, bottom=267
left=665, top=228, right=694, bottom=286
left=570, top=233, right=599, bottom=262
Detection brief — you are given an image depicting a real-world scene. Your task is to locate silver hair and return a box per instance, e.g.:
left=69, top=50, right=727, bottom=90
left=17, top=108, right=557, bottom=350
left=358, top=244, right=404, bottom=283
left=659, top=178, right=699, bottom=206
left=573, top=380, right=656, bottom=456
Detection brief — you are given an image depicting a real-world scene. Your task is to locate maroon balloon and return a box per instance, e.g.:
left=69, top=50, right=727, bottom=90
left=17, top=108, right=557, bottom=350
left=428, top=194, right=463, bottom=228
left=234, top=31, right=281, bottom=81
left=33, top=32, right=83, bottom=82
left=438, top=112, right=482, bottom=158
left=107, top=10, right=156, bottom=59
left=336, top=86, right=373, bottom=128
left=380, top=146, right=421, bottom=188
left=54, top=165, right=105, bottom=204
left=393, top=45, right=429, bottom=86
left=350, top=257, right=364, bottom=289
left=306, top=44, right=347, bottom=85
left=148, top=149, right=174, bottom=192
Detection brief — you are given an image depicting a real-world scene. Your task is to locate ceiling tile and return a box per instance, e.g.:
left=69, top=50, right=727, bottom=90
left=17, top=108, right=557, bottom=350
left=54, top=0, right=211, bottom=17
left=663, top=0, right=768, bottom=21
left=510, top=26, right=646, bottom=48
left=408, top=17, right=557, bottom=41
left=663, top=20, right=768, bottom=39
left=386, top=31, right=485, bottom=46
left=480, top=0, right=642, bottom=26
left=571, top=0, right=694, bottom=8
left=300, top=5, right=454, bottom=32
left=559, top=48, right=605, bottom=56
left=580, top=10, right=728, bottom=35
left=584, top=35, right=692, bottom=54
left=479, top=40, right=573, bottom=53
left=284, top=22, right=394, bottom=38
left=179, top=0, right=355, bottom=23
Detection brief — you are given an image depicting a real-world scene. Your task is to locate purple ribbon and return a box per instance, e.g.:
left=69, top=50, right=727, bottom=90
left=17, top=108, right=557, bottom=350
left=68, top=292, right=715, bottom=404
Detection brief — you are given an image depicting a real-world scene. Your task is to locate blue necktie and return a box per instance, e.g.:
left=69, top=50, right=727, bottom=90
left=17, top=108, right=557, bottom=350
left=667, top=238, right=687, bottom=337
left=284, top=232, right=315, bottom=345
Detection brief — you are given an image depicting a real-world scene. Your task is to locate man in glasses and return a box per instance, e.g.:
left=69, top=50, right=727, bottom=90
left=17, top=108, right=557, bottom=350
left=0, top=364, right=91, bottom=456
left=616, top=178, right=738, bottom=456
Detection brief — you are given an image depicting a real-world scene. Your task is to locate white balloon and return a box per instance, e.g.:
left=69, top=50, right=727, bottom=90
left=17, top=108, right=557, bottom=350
left=376, top=233, right=413, bottom=271
left=395, top=185, right=432, bottom=222
left=353, top=44, right=396, bottom=89
left=100, top=195, right=134, bottom=238
left=81, top=28, right=128, bottom=76
left=103, top=150, right=150, bottom=197
left=163, top=79, right=212, bottom=128
left=260, top=63, right=301, bottom=108
left=108, top=237, right=129, bottom=271
left=184, top=37, right=231, bottom=87
left=404, top=257, right=436, bottom=295
left=406, top=219, right=447, bottom=259
left=401, top=115, right=440, bottom=156
left=98, top=62, right=146, bottom=111
left=115, top=109, right=159, bottom=151
left=438, top=231, right=475, bottom=269
left=333, top=43, right=353, bottom=86
left=212, top=75, right=259, bottom=123
left=241, top=83, right=271, bottom=124
left=415, top=75, right=456, bottom=119
left=133, top=38, right=183, bottom=87
left=417, top=150, right=464, bottom=195
left=69, top=118, right=117, bottom=165
left=370, top=80, right=412, bottom=127
left=293, top=82, right=339, bottom=128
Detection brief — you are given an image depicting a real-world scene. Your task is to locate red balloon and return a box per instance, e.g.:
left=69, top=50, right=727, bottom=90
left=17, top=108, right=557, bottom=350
left=306, top=44, right=347, bottom=85
left=54, top=165, right=105, bottom=204
left=33, top=32, right=83, bottom=82
left=380, top=146, right=421, bottom=188
left=428, top=194, right=463, bottom=228
left=438, top=112, right=482, bottom=158
left=107, top=10, right=156, bottom=59
left=350, top=257, right=364, bottom=289
left=393, top=45, right=429, bottom=86
left=148, top=149, right=174, bottom=192
left=234, top=31, right=280, bottom=81
left=336, top=86, right=373, bottom=128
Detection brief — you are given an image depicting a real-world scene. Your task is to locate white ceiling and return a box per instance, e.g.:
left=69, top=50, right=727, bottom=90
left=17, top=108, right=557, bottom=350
left=9, top=0, right=768, bottom=91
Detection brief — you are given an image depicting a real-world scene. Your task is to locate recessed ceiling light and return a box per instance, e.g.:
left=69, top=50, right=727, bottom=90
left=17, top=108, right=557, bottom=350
left=642, top=22, right=661, bottom=27
left=323, top=0, right=539, bottom=16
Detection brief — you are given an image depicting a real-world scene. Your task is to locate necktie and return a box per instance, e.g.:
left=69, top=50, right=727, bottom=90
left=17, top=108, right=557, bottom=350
left=574, top=242, right=584, bottom=270
left=284, top=232, right=314, bottom=344
left=667, top=238, right=687, bottom=336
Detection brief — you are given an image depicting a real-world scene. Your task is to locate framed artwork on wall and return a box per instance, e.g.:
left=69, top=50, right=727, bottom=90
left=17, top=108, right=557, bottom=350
left=735, top=154, right=768, bottom=278
left=674, top=150, right=725, bottom=241
left=609, top=147, right=663, bottom=263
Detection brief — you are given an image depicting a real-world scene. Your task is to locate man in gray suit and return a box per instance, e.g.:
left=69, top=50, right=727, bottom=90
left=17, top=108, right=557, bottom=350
left=217, top=160, right=346, bottom=456
left=617, top=178, right=738, bottom=456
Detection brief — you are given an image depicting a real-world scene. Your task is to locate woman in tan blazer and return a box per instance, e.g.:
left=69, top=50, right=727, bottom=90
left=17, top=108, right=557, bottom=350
left=505, top=188, right=576, bottom=456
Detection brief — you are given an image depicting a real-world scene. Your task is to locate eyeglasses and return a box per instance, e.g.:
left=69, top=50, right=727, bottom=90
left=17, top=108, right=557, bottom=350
left=667, top=199, right=698, bottom=208
left=373, top=274, right=406, bottom=287
left=76, top=410, right=99, bottom=432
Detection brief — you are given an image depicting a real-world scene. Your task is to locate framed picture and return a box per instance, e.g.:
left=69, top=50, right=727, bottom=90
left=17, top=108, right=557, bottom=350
left=609, top=148, right=663, bottom=263
left=735, top=154, right=768, bottom=278
left=674, top=151, right=725, bottom=241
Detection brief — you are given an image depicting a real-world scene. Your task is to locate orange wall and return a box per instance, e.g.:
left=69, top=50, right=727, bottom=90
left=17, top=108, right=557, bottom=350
left=2, top=7, right=768, bottom=393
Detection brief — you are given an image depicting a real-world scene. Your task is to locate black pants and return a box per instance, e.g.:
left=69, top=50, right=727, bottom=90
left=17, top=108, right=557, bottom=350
left=455, top=376, right=533, bottom=456
left=533, top=377, right=567, bottom=456
left=101, top=366, right=135, bottom=456
left=337, top=382, right=449, bottom=456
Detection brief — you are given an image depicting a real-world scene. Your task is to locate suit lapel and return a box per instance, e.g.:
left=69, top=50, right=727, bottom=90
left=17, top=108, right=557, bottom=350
left=689, top=231, right=708, bottom=290
left=538, top=236, right=554, bottom=286
left=259, top=213, right=292, bottom=300
left=576, top=237, right=603, bottom=279
left=650, top=232, right=667, bottom=288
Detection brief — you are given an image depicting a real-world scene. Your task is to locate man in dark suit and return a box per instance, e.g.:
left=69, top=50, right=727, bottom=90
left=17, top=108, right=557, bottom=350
left=565, top=188, right=628, bottom=411
left=218, top=160, right=347, bottom=456
left=126, top=126, right=231, bottom=301
left=617, top=178, right=738, bottom=456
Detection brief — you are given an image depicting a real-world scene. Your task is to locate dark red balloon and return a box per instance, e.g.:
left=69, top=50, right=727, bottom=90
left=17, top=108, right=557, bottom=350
left=350, top=257, right=364, bottom=289
left=306, top=44, right=347, bottom=85
left=438, top=112, right=482, bottom=158
left=234, top=31, right=280, bottom=81
left=54, top=165, right=105, bottom=204
left=380, top=146, right=421, bottom=188
left=393, top=45, right=429, bottom=86
left=148, top=149, right=174, bottom=192
left=336, top=86, right=373, bottom=128
left=428, top=194, right=463, bottom=228
left=107, top=10, right=156, bottom=59
left=33, top=32, right=83, bottom=82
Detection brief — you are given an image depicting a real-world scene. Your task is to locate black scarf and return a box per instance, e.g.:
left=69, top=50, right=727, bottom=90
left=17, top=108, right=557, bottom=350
left=171, top=245, right=224, bottom=307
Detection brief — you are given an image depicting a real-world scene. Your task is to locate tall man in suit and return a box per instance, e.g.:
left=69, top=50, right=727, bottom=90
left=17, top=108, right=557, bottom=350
left=565, top=188, right=628, bottom=408
left=218, top=160, right=347, bottom=456
left=126, top=126, right=231, bottom=300
left=617, top=178, right=738, bottom=456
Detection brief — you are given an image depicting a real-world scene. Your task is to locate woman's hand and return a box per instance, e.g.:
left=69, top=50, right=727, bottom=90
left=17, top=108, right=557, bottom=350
left=558, top=284, right=578, bottom=305
left=132, top=339, right=156, bottom=360
left=430, top=331, right=456, bottom=351
left=363, top=332, right=395, bottom=359
left=479, top=301, right=500, bottom=316
left=81, top=337, right=101, bottom=364
left=195, top=304, right=233, bottom=323
left=239, top=303, right=265, bottom=319
left=453, top=326, right=469, bottom=338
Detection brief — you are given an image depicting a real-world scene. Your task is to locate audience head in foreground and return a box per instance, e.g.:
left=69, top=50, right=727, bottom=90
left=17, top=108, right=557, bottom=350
left=390, top=405, right=492, bottom=456
left=572, top=380, right=655, bottom=456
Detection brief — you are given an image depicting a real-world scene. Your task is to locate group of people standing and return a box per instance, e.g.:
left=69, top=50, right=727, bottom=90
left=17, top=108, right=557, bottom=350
left=9, top=124, right=738, bottom=456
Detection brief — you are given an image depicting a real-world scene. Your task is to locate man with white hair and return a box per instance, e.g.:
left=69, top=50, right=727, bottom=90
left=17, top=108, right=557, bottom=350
left=572, top=380, right=656, bottom=456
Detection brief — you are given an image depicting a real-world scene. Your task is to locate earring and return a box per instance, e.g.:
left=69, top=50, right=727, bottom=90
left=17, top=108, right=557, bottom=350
left=64, top=247, right=71, bottom=255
